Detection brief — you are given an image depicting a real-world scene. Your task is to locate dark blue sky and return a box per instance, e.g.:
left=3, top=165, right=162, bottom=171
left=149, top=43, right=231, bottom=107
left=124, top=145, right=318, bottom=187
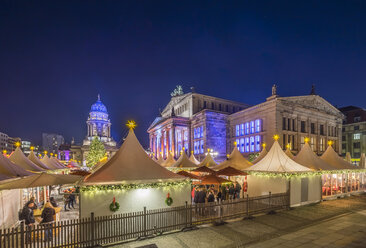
left=1, top=0, right=365, bottom=147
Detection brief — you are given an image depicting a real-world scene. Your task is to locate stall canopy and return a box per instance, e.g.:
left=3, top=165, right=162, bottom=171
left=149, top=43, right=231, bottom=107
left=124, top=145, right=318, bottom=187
left=198, top=153, right=218, bottom=168
left=294, top=142, right=335, bottom=171
left=0, top=173, right=82, bottom=190
left=199, top=174, right=232, bottom=185
left=156, top=153, right=164, bottom=165
left=41, top=155, right=64, bottom=170
left=9, top=147, right=44, bottom=172
left=0, top=174, right=11, bottom=181
left=171, top=150, right=198, bottom=169
left=360, top=153, right=366, bottom=169
left=216, top=166, right=248, bottom=176
left=28, top=151, right=51, bottom=170
left=192, top=166, right=215, bottom=174
left=176, top=170, right=201, bottom=180
left=247, top=140, right=312, bottom=172
left=83, top=129, right=184, bottom=185
left=68, top=160, right=80, bottom=168
left=189, top=152, right=200, bottom=165
left=161, top=151, right=176, bottom=167
left=320, top=145, right=355, bottom=170
left=252, top=147, right=268, bottom=164
left=214, top=146, right=252, bottom=170
left=0, top=154, right=33, bottom=177
left=345, top=152, right=352, bottom=163
left=51, top=157, right=67, bottom=168
left=285, top=147, right=295, bottom=160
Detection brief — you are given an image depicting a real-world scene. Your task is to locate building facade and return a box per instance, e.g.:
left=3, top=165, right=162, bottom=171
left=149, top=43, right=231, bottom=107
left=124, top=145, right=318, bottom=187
left=339, top=106, right=366, bottom=163
left=0, top=132, right=9, bottom=152
left=42, top=133, right=65, bottom=154
left=148, top=86, right=343, bottom=162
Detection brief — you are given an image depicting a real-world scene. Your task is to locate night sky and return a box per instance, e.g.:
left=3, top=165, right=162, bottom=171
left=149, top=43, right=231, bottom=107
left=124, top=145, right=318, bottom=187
left=1, top=1, right=366, bottom=147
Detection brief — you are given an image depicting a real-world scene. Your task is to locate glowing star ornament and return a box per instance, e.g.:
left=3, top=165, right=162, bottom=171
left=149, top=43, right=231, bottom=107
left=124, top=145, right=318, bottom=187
left=233, top=141, right=237, bottom=146
left=2, top=150, right=6, bottom=155
left=15, top=141, right=21, bottom=148
left=273, top=135, right=279, bottom=141
left=304, top=137, right=310, bottom=143
left=30, top=146, right=34, bottom=151
left=126, top=120, right=137, bottom=130
left=262, top=143, right=266, bottom=148
left=328, top=140, right=334, bottom=146
left=286, top=144, right=291, bottom=150
left=44, top=151, right=48, bottom=155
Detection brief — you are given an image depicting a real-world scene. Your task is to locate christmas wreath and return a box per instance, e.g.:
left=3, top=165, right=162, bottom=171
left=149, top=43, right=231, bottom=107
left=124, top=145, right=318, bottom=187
left=165, top=193, right=173, bottom=206
left=109, top=197, right=120, bottom=212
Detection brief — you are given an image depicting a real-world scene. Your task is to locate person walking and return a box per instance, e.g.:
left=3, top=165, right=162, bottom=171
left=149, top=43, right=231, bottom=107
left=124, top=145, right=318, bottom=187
left=41, top=202, right=55, bottom=242
left=228, top=184, right=235, bottom=201
left=21, top=202, right=35, bottom=244
left=68, top=194, right=75, bottom=209
left=49, top=197, right=58, bottom=207
left=64, top=194, right=70, bottom=211
left=235, top=182, right=242, bottom=199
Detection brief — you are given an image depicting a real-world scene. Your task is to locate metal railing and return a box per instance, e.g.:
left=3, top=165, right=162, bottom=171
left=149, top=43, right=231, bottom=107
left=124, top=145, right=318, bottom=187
left=0, top=192, right=289, bottom=248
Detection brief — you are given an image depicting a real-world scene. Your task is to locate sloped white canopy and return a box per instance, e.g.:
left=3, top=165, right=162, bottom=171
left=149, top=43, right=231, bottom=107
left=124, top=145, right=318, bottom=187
left=285, top=148, right=295, bottom=160
left=83, top=129, right=184, bottom=185
left=9, top=147, right=44, bottom=172
left=0, top=154, right=33, bottom=177
left=252, top=147, right=268, bottom=164
left=0, top=173, right=82, bottom=190
left=360, top=153, right=366, bottom=169
left=345, top=152, right=352, bottom=163
left=156, top=153, right=164, bottom=165
left=189, top=152, right=200, bottom=165
left=320, top=145, right=355, bottom=170
left=0, top=174, right=11, bottom=181
left=198, top=153, right=218, bottom=168
left=214, top=147, right=252, bottom=170
left=247, top=141, right=311, bottom=172
left=51, top=157, right=67, bottom=168
left=28, top=151, right=51, bottom=170
left=41, top=155, right=63, bottom=170
left=171, top=151, right=198, bottom=168
left=294, top=143, right=335, bottom=171
left=161, top=151, right=176, bottom=167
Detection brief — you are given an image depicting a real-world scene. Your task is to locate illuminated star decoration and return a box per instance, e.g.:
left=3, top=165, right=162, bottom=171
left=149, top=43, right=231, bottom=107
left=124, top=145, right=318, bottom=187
left=328, top=140, right=333, bottom=146
left=286, top=144, right=291, bottom=149
left=262, top=143, right=266, bottom=148
left=30, top=146, right=34, bottom=151
left=273, top=135, right=279, bottom=141
left=126, top=120, right=137, bottom=130
left=15, top=141, right=21, bottom=148
left=304, top=137, right=310, bottom=143
left=44, top=151, right=48, bottom=155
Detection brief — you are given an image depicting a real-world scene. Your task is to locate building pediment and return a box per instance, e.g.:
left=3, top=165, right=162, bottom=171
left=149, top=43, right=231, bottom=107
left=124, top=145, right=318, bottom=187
left=278, top=95, right=343, bottom=118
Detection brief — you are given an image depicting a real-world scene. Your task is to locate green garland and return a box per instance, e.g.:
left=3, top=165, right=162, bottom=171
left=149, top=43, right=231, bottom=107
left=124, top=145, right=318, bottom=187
left=247, top=169, right=366, bottom=179
left=81, top=179, right=191, bottom=192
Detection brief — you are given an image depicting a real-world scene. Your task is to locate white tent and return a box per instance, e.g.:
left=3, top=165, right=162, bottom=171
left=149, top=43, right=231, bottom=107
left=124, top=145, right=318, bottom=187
left=171, top=150, right=198, bottom=169
left=28, top=151, right=52, bottom=170
left=320, top=145, right=355, bottom=170
left=252, top=147, right=268, bottom=164
left=198, top=153, right=218, bottom=168
left=285, top=147, right=295, bottom=160
left=360, top=153, right=366, bottom=169
left=156, top=152, right=164, bottom=165
left=0, top=154, right=33, bottom=177
left=9, top=147, right=44, bottom=172
left=214, top=147, right=252, bottom=170
left=51, top=157, right=67, bottom=168
left=80, top=129, right=190, bottom=217
left=345, top=152, right=352, bottom=164
left=294, top=143, right=335, bottom=171
left=41, top=155, right=64, bottom=170
left=160, top=151, right=176, bottom=167
left=189, top=151, right=200, bottom=165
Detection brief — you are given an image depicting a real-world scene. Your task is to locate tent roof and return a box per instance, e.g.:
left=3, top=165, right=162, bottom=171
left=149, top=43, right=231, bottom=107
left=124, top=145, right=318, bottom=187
left=0, top=172, right=82, bottom=190
left=189, top=152, right=200, bottom=165
left=41, top=155, right=63, bottom=170
left=171, top=151, right=198, bottom=168
left=285, top=148, right=295, bottom=160
left=156, top=153, right=164, bottom=165
left=216, top=166, right=248, bottom=176
left=51, top=157, right=67, bottom=168
left=28, top=151, right=51, bottom=170
left=9, top=147, right=44, bottom=172
left=294, top=143, right=335, bottom=171
left=176, top=170, right=201, bottom=180
left=247, top=141, right=312, bottom=172
left=198, top=153, right=218, bottom=168
left=0, top=154, right=33, bottom=177
left=83, top=129, right=184, bottom=185
left=161, top=151, right=176, bottom=167
left=215, top=147, right=252, bottom=170
left=320, top=145, right=355, bottom=170
left=198, top=174, right=232, bottom=185
left=252, top=148, right=268, bottom=164
left=192, top=166, right=215, bottom=174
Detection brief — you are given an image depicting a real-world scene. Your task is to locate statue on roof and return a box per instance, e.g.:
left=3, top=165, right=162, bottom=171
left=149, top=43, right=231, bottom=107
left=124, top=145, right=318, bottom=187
left=171, top=107, right=176, bottom=117
left=171, top=85, right=184, bottom=97
left=310, top=84, right=316, bottom=95
left=272, top=84, right=277, bottom=96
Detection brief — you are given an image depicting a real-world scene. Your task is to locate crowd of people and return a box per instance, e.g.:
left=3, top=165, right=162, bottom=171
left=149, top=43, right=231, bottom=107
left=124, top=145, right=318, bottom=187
left=192, top=182, right=242, bottom=204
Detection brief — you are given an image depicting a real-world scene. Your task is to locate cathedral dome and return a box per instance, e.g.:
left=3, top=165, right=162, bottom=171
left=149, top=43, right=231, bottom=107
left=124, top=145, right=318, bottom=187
left=90, top=95, right=108, bottom=114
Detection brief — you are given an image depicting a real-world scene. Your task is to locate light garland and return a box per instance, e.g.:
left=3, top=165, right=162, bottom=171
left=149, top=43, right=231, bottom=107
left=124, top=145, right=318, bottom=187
left=80, top=179, right=191, bottom=192
left=247, top=168, right=366, bottom=179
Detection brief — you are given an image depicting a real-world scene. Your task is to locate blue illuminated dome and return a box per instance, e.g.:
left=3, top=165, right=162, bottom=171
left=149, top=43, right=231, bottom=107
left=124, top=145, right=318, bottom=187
left=90, top=94, right=108, bottom=114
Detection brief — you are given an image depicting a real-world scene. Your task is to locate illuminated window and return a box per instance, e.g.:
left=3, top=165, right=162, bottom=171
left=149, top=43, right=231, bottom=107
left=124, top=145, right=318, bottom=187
left=236, top=139, right=240, bottom=149
left=250, top=137, right=255, bottom=152
left=255, top=119, right=261, bottom=133
left=240, top=138, right=244, bottom=152
left=245, top=122, right=249, bottom=135
left=200, top=140, right=204, bottom=154
left=255, top=136, right=261, bottom=151
left=354, top=133, right=361, bottom=140
left=240, top=124, right=244, bottom=136
left=200, top=126, right=204, bottom=138
left=245, top=137, right=250, bottom=152
left=250, top=121, right=255, bottom=134
left=235, top=125, right=240, bottom=137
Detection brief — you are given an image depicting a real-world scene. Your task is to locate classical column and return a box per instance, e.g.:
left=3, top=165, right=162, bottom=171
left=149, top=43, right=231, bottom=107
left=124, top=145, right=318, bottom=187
left=172, top=126, right=176, bottom=157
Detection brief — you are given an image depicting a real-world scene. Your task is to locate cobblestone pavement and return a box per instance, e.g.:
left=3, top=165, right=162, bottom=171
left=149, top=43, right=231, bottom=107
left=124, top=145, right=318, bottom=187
left=112, top=195, right=366, bottom=248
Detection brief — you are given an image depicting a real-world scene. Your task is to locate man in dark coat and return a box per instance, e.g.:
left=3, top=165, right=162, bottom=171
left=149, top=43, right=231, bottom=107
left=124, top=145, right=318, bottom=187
left=41, top=202, right=56, bottom=241
left=235, top=182, right=242, bottom=199
left=21, top=202, right=35, bottom=243
left=228, top=184, right=235, bottom=200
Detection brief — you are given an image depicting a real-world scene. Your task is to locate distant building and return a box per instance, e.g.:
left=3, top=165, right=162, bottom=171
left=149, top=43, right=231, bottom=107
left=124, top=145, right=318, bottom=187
left=148, top=85, right=343, bottom=162
left=339, top=106, right=366, bottom=164
left=42, top=133, right=65, bottom=154
left=21, top=141, right=31, bottom=155
left=7, top=137, right=21, bottom=152
left=0, top=132, right=9, bottom=152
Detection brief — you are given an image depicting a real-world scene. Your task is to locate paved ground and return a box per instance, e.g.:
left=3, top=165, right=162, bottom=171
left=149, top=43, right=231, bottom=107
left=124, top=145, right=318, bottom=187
left=112, top=195, right=366, bottom=248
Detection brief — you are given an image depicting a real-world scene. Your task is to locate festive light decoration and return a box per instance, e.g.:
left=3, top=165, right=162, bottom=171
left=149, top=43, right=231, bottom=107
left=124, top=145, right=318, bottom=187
left=15, top=141, right=21, bottom=148
left=328, top=140, right=333, bottom=146
left=286, top=144, right=291, bottom=149
left=109, top=197, right=120, bottom=212
left=30, top=146, right=34, bottom=151
left=234, top=141, right=237, bottom=146
left=86, top=137, right=106, bottom=167
left=81, top=180, right=191, bottom=192
left=304, top=137, right=310, bottom=143
left=126, top=120, right=137, bottom=130
left=262, top=143, right=266, bottom=148
left=165, top=193, right=173, bottom=206
left=273, top=135, right=279, bottom=141
left=2, top=150, right=6, bottom=155
left=44, top=151, right=48, bottom=155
